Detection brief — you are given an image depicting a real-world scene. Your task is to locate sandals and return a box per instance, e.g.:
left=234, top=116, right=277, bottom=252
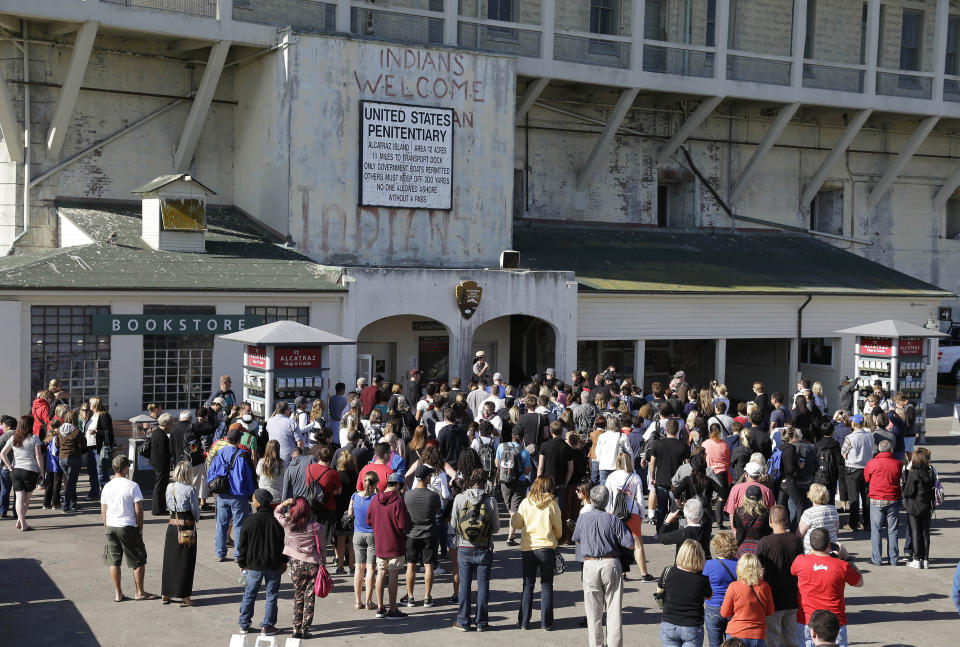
left=179, top=599, right=194, bottom=607
left=135, top=593, right=160, bottom=601
left=355, top=602, right=365, bottom=610
left=162, top=597, right=171, bottom=605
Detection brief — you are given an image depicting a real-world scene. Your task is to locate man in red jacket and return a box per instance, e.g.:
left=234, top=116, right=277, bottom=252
left=367, top=471, right=412, bottom=619
left=864, top=440, right=902, bottom=566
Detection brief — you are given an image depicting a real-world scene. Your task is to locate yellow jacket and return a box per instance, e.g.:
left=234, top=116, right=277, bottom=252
left=511, top=495, right=562, bottom=551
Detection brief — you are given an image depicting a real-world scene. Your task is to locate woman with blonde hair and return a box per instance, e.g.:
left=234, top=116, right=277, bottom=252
left=512, top=475, right=563, bottom=630
left=85, top=396, right=115, bottom=496
left=658, top=539, right=712, bottom=647
left=698, top=388, right=714, bottom=417
left=811, top=382, right=827, bottom=413
left=797, top=482, right=839, bottom=554
left=702, top=533, right=739, bottom=647
left=256, top=440, right=286, bottom=504
left=719, top=553, right=774, bottom=646
left=732, top=486, right=771, bottom=556
left=604, top=451, right=653, bottom=580
left=162, top=460, right=200, bottom=606
left=349, top=470, right=379, bottom=609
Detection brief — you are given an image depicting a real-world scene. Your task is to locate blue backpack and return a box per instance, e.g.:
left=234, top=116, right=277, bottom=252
left=767, top=449, right=782, bottom=481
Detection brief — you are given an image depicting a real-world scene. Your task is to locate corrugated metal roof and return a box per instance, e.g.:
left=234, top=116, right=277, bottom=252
left=515, top=224, right=952, bottom=298
left=0, top=202, right=344, bottom=293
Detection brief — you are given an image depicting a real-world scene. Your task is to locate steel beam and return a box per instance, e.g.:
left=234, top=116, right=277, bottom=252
left=800, top=108, right=872, bottom=206
left=933, top=163, right=960, bottom=211
left=575, top=87, right=639, bottom=192
left=174, top=40, right=230, bottom=171
left=867, top=115, right=939, bottom=210
left=516, top=77, right=550, bottom=121
left=0, top=71, right=23, bottom=162
left=657, top=96, right=724, bottom=164
left=729, top=102, right=800, bottom=205
left=45, top=20, right=97, bottom=158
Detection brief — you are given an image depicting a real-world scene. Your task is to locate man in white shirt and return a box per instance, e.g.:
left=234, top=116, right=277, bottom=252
left=594, top=416, right=631, bottom=485
left=707, top=402, right=735, bottom=438
left=474, top=401, right=502, bottom=434
left=266, top=401, right=301, bottom=461
left=101, top=455, right=156, bottom=602
left=291, top=396, right=314, bottom=446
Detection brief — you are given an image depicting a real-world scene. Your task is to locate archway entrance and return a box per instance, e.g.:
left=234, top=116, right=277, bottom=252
left=472, top=315, right=556, bottom=384
left=357, top=315, right=450, bottom=384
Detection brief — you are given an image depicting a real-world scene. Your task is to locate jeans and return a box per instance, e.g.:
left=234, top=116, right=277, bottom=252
left=98, top=449, right=113, bottom=488
left=844, top=468, right=868, bottom=529
left=0, top=467, right=11, bottom=516
left=457, top=546, right=493, bottom=629
left=655, top=485, right=671, bottom=530
left=59, top=455, right=83, bottom=511
left=519, top=548, right=555, bottom=630
left=660, top=621, right=705, bottom=647
left=591, top=460, right=600, bottom=484
left=238, top=568, right=281, bottom=629
left=216, top=493, right=251, bottom=560
left=704, top=605, right=728, bottom=647
left=84, top=450, right=101, bottom=497
left=799, top=623, right=847, bottom=647
left=907, top=511, right=931, bottom=561
left=599, top=469, right=614, bottom=485
left=869, top=499, right=900, bottom=565
left=780, top=479, right=809, bottom=532
left=766, top=608, right=798, bottom=647
left=728, top=638, right=765, bottom=647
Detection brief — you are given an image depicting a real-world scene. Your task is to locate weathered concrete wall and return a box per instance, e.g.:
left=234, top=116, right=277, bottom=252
left=287, top=36, right=515, bottom=267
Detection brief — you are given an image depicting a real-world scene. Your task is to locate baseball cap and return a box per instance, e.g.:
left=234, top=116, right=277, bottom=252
left=851, top=414, right=864, bottom=425
left=745, top=485, right=763, bottom=501
left=744, top=462, right=762, bottom=477
left=242, top=414, right=253, bottom=423
left=415, top=464, right=435, bottom=481
left=409, top=368, right=422, bottom=377
left=386, top=472, right=403, bottom=485
left=546, top=368, right=555, bottom=376
left=212, top=396, right=226, bottom=406
left=493, top=372, right=503, bottom=381
left=475, top=350, right=485, bottom=358
left=293, top=396, right=306, bottom=407
left=673, top=370, right=686, bottom=378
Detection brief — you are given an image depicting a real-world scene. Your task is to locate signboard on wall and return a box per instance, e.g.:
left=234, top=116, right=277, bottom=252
left=246, top=346, right=267, bottom=369
left=898, top=337, right=924, bottom=357
left=93, top=314, right=262, bottom=335
left=418, top=335, right=449, bottom=383
left=859, top=337, right=892, bottom=357
left=359, top=100, right=453, bottom=210
left=276, top=347, right=324, bottom=370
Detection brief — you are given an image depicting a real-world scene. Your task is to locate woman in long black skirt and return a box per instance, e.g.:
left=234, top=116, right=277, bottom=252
left=162, top=461, right=199, bottom=606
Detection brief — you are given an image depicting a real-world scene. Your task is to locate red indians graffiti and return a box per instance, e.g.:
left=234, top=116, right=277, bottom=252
left=353, top=47, right=483, bottom=128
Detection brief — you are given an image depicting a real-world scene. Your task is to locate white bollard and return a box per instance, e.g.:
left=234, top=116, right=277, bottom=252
left=228, top=635, right=247, bottom=647
left=253, top=637, right=277, bottom=647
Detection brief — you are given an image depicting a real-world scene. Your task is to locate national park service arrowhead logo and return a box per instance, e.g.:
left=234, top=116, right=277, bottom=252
left=456, top=280, right=482, bottom=320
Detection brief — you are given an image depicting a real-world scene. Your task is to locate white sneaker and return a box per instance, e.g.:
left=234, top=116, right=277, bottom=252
left=922, top=560, right=929, bottom=569
left=906, top=559, right=922, bottom=569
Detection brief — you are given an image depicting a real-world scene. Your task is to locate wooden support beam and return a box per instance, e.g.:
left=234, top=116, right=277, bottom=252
left=45, top=20, right=98, bottom=158
left=729, top=102, right=800, bottom=205
left=800, top=109, right=872, bottom=206
left=657, top=95, right=724, bottom=165
left=516, top=77, right=550, bottom=121
left=575, top=87, right=639, bottom=192
left=174, top=40, right=230, bottom=171
left=867, top=116, right=938, bottom=211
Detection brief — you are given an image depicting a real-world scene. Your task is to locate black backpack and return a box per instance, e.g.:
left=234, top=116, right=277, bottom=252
left=476, top=437, right=495, bottom=479
left=183, top=430, right=205, bottom=466
left=796, top=442, right=818, bottom=484
left=814, top=444, right=839, bottom=486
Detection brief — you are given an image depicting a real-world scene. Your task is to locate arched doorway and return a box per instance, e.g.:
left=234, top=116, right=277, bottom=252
left=356, top=315, right=450, bottom=384
left=472, top=315, right=556, bottom=384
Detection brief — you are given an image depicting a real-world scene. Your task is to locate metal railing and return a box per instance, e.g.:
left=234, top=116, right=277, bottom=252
left=801, top=61, right=865, bottom=93
left=553, top=30, right=630, bottom=69
left=458, top=18, right=542, bottom=58
left=351, top=5, right=444, bottom=47
left=101, top=0, right=217, bottom=17
left=233, top=0, right=336, bottom=32
left=642, top=41, right=715, bottom=78
left=875, top=69, right=934, bottom=100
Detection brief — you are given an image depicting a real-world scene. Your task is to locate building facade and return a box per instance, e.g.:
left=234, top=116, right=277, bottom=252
left=0, top=0, right=953, bottom=417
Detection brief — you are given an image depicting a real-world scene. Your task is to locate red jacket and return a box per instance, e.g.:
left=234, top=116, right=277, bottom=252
left=366, top=489, right=411, bottom=559
left=31, top=398, right=51, bottom=436
left=864, top=452, right=902, bottom=501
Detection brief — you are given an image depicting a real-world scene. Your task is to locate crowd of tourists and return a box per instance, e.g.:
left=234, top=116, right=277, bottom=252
left=1, top=365, right=953, bottom=645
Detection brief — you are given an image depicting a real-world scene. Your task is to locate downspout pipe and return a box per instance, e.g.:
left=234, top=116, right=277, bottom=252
left=797, top=295, right=813, bottom=382
left=7, top=20, right=29, bottom=256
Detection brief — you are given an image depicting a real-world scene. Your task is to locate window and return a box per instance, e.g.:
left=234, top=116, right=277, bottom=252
left=810, top=188, right=843, bottom=235
left=31, top=306, right=111, bottom=406
left=590, top=0, right=616, bottom=35
left=160, top=198, right=205, bottom=231
left=706, top=0, right=717, bottom=47
left=803, top=0, right=816, bottom=59
left=487, top=0, right=514, bottom=22
left=946, top=198, right=960, bottom=239
left=899, top=9, right=921, bottom=71
left=946, top=17, right=960, bottom=75
left=428, top=0, right=443, bottom=44
left=644, top=0, right=665, bottom=40
left=577, top=340, right=635, bottom=379
left=800, top=338, right=833, bottom=366
left=142, top=306, right=214, bottom=411
left=513, top=167, right=526, bottom=219
left=859, top=3, right=868, bottom=64
left=244, top=306, right=310, bottom=325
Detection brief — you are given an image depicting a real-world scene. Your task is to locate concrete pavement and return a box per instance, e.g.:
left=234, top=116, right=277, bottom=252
left=2, top=407, right=959, bottom=647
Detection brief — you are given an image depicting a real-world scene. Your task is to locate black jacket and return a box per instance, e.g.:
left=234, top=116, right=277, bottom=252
left=148, top=427, right=171, bottom=472
left=903, top=465, right=935, bottom=516
left=237, top=508, right=287, bottom=571
left=168, top=421, right=193, bottom=465
left=657, top=518, right=712, bottom=559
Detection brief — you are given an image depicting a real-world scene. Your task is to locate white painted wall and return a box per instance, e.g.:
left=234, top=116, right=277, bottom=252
left=58, top=214, right=93, bottom=247
left=0, top=300, right=22, bottom=416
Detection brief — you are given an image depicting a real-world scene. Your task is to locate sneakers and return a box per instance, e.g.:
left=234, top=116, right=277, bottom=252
left=476, top=625, right=489, bottom=632
left=335, top=566, right=347, bottom=575
left=366, top=600, right=377, bottom=611
left=453, top=622, right=468, bottom=632
left=907, top=559, right=922, bottom=569
left=449, top=593, right=459, bottom=604
left=922, top=560, right=929, bottom=569
left=435, top=565, right=448, bottom=574
left=506, top=538, right=518, bottom=547
left=238, top=626, right=251, bottom=635
left=292, top=631, right=302, bottom=639
left=400, top=594, right=415, bottom=607
left=423, top=595, right=434, bottom=607
left=385, top=608, right=407, bottom=620
left=261, top=626, right=278, bottom=636
left=376, top=607, right=387, bottom=618
left=639, top=573, right=656, bottom=582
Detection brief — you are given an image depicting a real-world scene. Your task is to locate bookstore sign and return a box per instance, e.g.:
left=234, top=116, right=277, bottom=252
left=93, top=314, right=263, bottom=335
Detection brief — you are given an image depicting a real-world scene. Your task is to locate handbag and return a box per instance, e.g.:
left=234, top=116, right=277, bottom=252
left=554, top=551, right=566, bottom=575
left=340, top=509, right=355, bottom=532
left=313, top=525, right=332, bottom=598
left=175, top=511, right=196, bottom=547
left=652, top=565, right=672, bottom=610
left=208, top=447, right=241, bottom=495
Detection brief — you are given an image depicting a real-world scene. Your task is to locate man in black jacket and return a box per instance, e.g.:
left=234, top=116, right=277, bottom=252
left=657, top=498, right=712, bottom=559
left=147, top=413, right=173, bottom=516
left=237, top=488, right=287, bottom=636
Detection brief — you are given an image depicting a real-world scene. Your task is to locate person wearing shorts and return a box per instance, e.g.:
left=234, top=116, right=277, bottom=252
left=403, top=465, right=442, bottom=607
left=366, top=472, right=411, bottom=619
left=100, top=455, right=157, bottom=601
left=496, top=428, right=532, bottom=546
left=350, top=470, right=379, bottom=610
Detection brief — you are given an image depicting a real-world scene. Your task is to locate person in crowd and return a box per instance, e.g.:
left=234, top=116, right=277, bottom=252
left=807, top=609, right=842, bottom=647
left=778, top=428, right=812, bottom=531
left=367, top=471, right=412, bottom=619
left=732, top=485, right=771, bottom=556
left=674, top=452, right=719, bottom=528
left=757, top=505, right=803, bottom=647
left=255, top=440, right=286, bottom=504
left=267, top=401, right=300, bottom=461
left=496, top=427, right=533, bottom=546
left=147, top=413, right=173, bottom=516
left=659, top=498, right=712, bottom=559
left=648, top=419, right=691, bottom=529
left=725, top=463, right=775, bottom=517
left=798, top=483, right=839, bottom=554
left=512, top=475, right=562, bottom=631
left=274, top=496, right=324, bottom=640
left=604, top=451, right=653, bottom=580
left=864, top=439, right=902, bottom=566
left=702, top=424, right=731, bottom=529
left=100, top=455, right=156, bottom=601
left=335, top=450, right=358, bottom=574
left=42, top=420, right=63, bottom=511
left=0, top=415, right=17, bottom=518
left=1, top=415, right=44, bottom=531
left=902, top=446, right=935, bottom=569
left=814, top=423, right=843, bottom=505
left=720, top=553, right=774, bottom=647
left=953, top=560, right=960, bottom=614
left=208, top=426, right=257, bottom=562
left=305, top=445, right=342, bottom=546
left=731, top=429, right=754, bottom=484
left=280, top=446, right=315, bottom=501
left=237, top=488, right=287, bottom=636
left=658, top=539, right=713, bottom=647
left=357, top=442, right=394, bottom=493
left=162, top=460, right=200, bottom=606
left=452, top=467, right=499, bottom=631
left=350, top=470, right=379, bottom=610
left=31, top=390, right=52, bottom=437
left=402, top=464, right=442, bottom=608
left=839, top=414, right=871, bottom=532
left=573, top=484, right=635, bottom=647
left=206, top=375, right=237, bottom=409
left=86, top=397, right=115, bottom=494
left=791, top=528, right=862, bottom=647
left=538, top=420, right=573, bottom=499
left=702, top=533, right=739, bottom=647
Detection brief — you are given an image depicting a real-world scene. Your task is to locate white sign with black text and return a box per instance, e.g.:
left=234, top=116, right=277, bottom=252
left=359, top=100, right=454, bottom=210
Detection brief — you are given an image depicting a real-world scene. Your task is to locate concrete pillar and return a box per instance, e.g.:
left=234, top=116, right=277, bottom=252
left=788, top=338, right=800, bottom=387
left=451, top=317, right=471, bottom=384
left=714, top=338, right=727, bottom=384
left=0, top=300, right=23, bottom=416
left=634, top=339, right=645, bottom=389
left=109, top=302, right=143, bottom=417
